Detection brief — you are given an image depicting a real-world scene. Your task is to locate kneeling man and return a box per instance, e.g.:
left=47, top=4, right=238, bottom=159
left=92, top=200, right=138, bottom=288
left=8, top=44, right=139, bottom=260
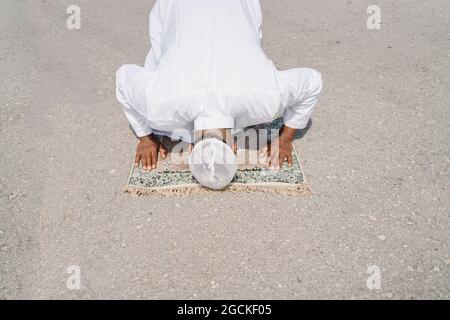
left=116, top=0, right=322, bottom=188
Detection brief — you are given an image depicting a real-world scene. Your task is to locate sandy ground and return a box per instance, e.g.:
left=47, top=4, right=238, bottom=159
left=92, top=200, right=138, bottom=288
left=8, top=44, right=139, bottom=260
left=0, top=0, right=449, bottom=299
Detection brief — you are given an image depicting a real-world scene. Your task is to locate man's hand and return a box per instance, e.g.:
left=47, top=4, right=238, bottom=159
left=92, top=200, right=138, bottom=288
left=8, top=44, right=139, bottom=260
left=266, top=125, right=297, bottom=170
left=134, top=134, right=167, bottom=171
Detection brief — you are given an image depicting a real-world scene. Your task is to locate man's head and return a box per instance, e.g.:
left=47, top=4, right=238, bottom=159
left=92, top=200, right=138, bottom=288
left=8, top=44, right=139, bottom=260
left=189, top=129, right=237, bottom=190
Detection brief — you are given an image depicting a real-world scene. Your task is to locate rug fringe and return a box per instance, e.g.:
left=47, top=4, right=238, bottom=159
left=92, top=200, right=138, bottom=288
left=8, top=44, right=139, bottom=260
left=125, top=182, right=313, bottom=197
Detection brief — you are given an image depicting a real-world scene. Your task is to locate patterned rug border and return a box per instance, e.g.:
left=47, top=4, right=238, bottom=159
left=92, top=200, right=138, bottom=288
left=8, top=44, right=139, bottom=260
left=125, top=181, right=313, bottom=197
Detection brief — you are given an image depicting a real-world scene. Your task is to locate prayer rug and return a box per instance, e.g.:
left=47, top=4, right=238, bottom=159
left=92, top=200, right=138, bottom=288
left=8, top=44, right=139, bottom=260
left=125, top=119, right=312, bottom=196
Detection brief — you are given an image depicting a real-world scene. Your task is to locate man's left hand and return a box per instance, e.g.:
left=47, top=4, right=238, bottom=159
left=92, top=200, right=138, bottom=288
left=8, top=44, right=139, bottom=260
left=266, top=125, right=296, bottom=170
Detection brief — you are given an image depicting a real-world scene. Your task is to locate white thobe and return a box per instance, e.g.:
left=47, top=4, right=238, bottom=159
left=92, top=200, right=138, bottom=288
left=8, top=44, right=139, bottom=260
left=116, top=0, right=322, bottom=142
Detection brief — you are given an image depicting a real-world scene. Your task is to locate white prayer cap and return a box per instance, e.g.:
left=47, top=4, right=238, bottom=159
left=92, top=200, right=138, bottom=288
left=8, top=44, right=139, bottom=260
left=189, top=138, right=237, bottom=190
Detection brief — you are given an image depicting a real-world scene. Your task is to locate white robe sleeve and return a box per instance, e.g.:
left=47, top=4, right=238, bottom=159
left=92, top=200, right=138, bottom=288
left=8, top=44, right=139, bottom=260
left=116, top=65, right=153, bottom=137
left=253, top=0, right=263, bottom=40
left=144, top=0, right=165, bottom=71
left=123, top=105, right=153, bottom=138
left=279, top=68, right=323, bottom=129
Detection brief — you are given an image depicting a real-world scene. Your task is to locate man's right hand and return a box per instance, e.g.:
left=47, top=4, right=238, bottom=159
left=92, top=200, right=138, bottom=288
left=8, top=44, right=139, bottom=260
left=134, top=134, right=167, bottom=171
